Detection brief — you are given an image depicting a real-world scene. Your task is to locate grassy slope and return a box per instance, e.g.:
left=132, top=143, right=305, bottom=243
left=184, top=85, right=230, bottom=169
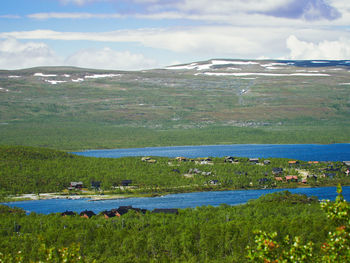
left=0, top=63, right=349, bottom=150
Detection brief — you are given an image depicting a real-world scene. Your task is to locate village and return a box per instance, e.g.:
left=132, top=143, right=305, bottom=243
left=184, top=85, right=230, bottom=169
left=64, top=157, right=350, bottom=193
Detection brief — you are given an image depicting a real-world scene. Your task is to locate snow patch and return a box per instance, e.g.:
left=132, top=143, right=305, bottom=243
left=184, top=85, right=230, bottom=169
left=261, top=63, right=289, bottom=67
left=8, top=75, right=20, bottom=78
left=0, top=87, right=9, bottom=92
left=197, top=72, right=330, bottom=77
left=84, top=74, right=121, bottom=79
left=72, top=78, right=84, bottom=83
left=212, top=60, right=259, bottom=65
left=45, top=80, right=67, bottom=85
left=311, top=61, right=328, bottom=64
left=34, top=73, right=57, bottom=77
left=339, top=83, right=350, bottom=85
left=62, top=74, right=71, bottom=77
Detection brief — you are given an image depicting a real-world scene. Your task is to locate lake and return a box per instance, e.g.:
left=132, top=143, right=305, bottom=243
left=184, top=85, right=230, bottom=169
left=73, top=144, right=350, bottom=161
left=5, top=186, right=350, bottom=215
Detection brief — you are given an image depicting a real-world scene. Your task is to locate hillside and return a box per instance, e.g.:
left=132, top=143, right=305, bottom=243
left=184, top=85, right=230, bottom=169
left=0, top=59, right=349, bottom=150
left=0, top=146, right=349, bottom=196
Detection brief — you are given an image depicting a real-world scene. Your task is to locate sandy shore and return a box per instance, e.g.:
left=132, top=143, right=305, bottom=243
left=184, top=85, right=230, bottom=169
left=9, top=193, right=127, bottom=201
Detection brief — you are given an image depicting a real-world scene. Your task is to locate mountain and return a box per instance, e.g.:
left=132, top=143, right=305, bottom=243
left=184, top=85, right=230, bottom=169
left=0, top=59, right=349, bottom=150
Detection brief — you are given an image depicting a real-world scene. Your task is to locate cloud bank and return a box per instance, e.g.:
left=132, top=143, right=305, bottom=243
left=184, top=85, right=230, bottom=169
left=0, top=38, right=158, bottom=70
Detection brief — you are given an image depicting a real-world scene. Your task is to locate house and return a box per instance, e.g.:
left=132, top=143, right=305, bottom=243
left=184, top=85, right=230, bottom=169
left=275, top=177, right=283, bottom=182
left=121, top=180, right=132, bottom=186
left=301, top=178, right=307, bottom=184
left=175, top=157, right=188, bottom=162
left=249, top=158, right=259, bottom=164
left=343, top=161, right=350, bottom=167
left=208, top=180, right=219, bottom=185
left=308, top=174, right=318, bottom=181
left=91, top=181, right=101, bottom=189
left=111, top=206, right=147, bottom=216
left=79, top=210, right=96, bottom=218
left=288, top=160, right=300, bottom=166
left=272, top=168, right=283, bottom=175
left=285, top=176, right=298, bottom=182
left=308, top=161, right=319, bottom=164
left=152, top=208, right=178, bottom=215
left=101, top=210, right=118, bottom=219
left=61, top=211, right=76, bottom=217
left=263, top=160, right=271, bottom=165
left=141, top=156, right=151, bottom=162
left=68, top=182, right=83, bottom=190
left=224, top=156, right=236, bottom=163
left=259, top=178, right=271, bottom=184
left=324, top=173, right=336, bottom=179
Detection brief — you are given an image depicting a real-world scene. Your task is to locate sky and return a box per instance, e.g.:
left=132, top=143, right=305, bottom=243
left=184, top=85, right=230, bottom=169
left=0, top=0, right=350, bottom=70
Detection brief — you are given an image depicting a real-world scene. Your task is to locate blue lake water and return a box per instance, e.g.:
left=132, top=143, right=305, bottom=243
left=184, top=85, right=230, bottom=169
left=5, top=186, right=350, bottom=215
left=73, top=144, right=350, bottom=161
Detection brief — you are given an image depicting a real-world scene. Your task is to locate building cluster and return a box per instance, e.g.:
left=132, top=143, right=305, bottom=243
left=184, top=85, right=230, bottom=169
left=61, top=206, right=179, bottom=219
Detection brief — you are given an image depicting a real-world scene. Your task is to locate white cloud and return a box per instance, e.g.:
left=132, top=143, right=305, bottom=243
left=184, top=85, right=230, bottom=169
left=0, top=38, right=62, bottom=70
left=286, top=35, right=350, bottom=60
left=65, top=48, right=158, bottom=70
left=0, top=38, right=158, bottom=70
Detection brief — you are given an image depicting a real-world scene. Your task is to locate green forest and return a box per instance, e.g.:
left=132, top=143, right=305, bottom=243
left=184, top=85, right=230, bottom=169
left=0, top=146, right=349, bottom=197
left=0, top=188, right=349, bottom=262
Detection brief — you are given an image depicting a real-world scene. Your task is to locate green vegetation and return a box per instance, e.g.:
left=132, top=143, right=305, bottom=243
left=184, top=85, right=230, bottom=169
left=0, top=146, right=349, bottom=196
left=0, top=191, right=337, bottom=262
left=247, top=185, right=350, bottom=262
left=0, top=65, right=349, bottom=150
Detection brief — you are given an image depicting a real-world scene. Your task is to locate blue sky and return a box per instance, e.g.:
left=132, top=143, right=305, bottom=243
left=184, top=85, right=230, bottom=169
left=0, top=0, right=350, bottom=70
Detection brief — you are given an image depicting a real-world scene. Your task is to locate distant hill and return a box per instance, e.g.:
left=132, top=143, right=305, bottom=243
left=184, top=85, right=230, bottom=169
left=0, top=59, right=349, bottom=150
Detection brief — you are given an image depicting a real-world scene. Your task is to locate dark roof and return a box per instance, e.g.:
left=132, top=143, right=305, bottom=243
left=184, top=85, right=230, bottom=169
left=121, top=180, right=132, bottom=186
left=61, top=211, right=76, bottom=216
left=101, top=210, right=117, bottom=218
left=79, top=210, right=96, bottom=218
left=91, top=181, right=101, bottom=187
left=71, top=182, right=83, bottom=186
left=152, top=208, right=178, bottom=215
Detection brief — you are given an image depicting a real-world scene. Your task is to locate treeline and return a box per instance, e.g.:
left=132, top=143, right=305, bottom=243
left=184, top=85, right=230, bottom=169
left=0, top=191, right=335, bottom=262
left=0, top=146, right=349, bottom=196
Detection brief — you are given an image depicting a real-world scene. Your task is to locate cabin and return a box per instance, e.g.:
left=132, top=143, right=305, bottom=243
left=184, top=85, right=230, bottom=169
left=91, top=181, right=101, bottom=190
left=141, top=156, right=151, bottom=162
left=61, top=211, right=76, bottom=217
left=121, top=180, right=132, bottom=186
left=343, top=161, right=350, bottom=167
left=272, top=168, right=283, bottom=175
left=80, top=210, right=96, bottom=218
left=224, top=156, right=236, bottom=163
left=101, top=210, right=118, bottom=219
left=68, top=182, right=83, bottom=190
left=288, top=160, right=300, bottom=166
left=324, top=173, right=336, bottom=179
left=208, top=180, right=219, bottom=185
left=152, top=208, right=179, bottom=215
left=308, top=174, right=318, bottom=181
left=263, top=160, right=271, bottom=165
left=258, top=178, right=270, bottom=184
left=175, top=157, right=188, bottom=162
left=274, top=177, right=283, bottom=182
left=111, top=206, right=147, bottom=216
left=249, top=158, right=259, bottom=164
left=285, top=176, right=298, bottom=182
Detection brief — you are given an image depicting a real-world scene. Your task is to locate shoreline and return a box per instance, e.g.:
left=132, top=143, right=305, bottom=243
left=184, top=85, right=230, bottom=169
left=4, top=184, right=341, bottom=203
